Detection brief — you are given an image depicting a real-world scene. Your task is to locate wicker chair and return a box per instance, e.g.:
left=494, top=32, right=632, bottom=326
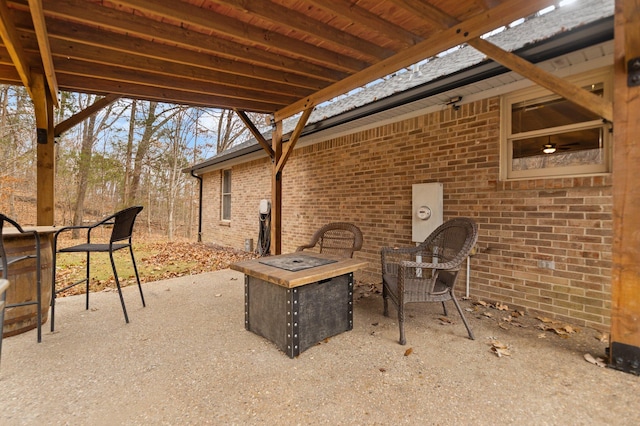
left=296, top=222, right=363, bottom=259
left=381, top=217, right=478, bottom=344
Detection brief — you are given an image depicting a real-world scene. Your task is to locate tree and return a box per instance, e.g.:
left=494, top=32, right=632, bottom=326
left=69, top=94, right=127, bottom=235
left=212, top=109, right=268, bottom=153
left=124, top=101, right=181, bottom=206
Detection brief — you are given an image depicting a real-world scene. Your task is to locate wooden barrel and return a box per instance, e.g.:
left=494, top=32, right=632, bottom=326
left=2, top=232, right=53, bottom=338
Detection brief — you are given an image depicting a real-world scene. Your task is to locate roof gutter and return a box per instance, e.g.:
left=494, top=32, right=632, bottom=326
left=190, top=170, right=203, bottom=242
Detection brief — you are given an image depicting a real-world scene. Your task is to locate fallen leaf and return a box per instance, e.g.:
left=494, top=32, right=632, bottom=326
left=475, top=300, right=488, bottom=307
left=537, top=333, right=547, bottom=338
left=404, top=348, right=413, bottom=356
left=499, top=323, right=509, bottom=330
left=492, top=346, right=512, bottom=357
left=597, top=333, right=609, bottom=343
left=496, top=302, right=509, bottom=311
left=584, top=353, right=606, bottom=367
left=489, top=340, right=511, bottom=357
left=536, top=316, right=553, bottom=323
left=483, top=311, right=493, bottom=318
left=215, top=293, right=222, bottom=297
left=439, top=316, right=452, bottom=324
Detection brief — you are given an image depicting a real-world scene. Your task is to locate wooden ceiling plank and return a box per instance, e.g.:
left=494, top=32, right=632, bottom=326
left=235, top=109, right=274, bottom=158
left=54, top=93, right=119, bottom=136
left=276, top=0, right=557, bottom=120
left=38, top=0, right=345, bottom=83
left=468, top=37, right=613, bottom=121
left=306, top=0, right=422, bottom=48
left=23, top=36, right=316, bottom=98
left=21, top=17, right=336, bottom=91
left=51, top=56, right=301, bottom=106
left=211, top=0, right=394, bottom=62
left=388, top=0, right=459, bottom=28
left=109, top=0, right=369, bottom=73
left=56, top=74, right=282, bottom=112
left=0, top=0, right=34, bottom=97
left=27, top=0, right=58, bottom=107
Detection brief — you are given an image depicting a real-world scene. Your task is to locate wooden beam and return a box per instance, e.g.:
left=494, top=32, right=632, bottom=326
left=609, top=0, right=640, bottom=374
left=54, top=94, right=120, bottom=137
left=271, top=120, right=283, bottom=255
left=275, top=0, right=556, bottom=120
left=27, top=0, right=58, bottom=107
left=32, top=72, right=55, bottom=225
left=275, top=107, right=313, bottom=174
left=0, top=0, right=34, bottom=98
left=235, top=109, right=274, bottom=159
left=468, top=37, right=614, bottom=121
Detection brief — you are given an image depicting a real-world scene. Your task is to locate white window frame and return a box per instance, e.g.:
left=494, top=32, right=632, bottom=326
left=221, top=169, right=231, bottom=221
left=500, top=68, right=612, bottom=180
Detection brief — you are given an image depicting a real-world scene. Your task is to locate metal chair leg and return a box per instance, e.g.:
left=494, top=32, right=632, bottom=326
left=109, top=252, right=129, bottom=324
left=128, top=246, right=145, bottom=308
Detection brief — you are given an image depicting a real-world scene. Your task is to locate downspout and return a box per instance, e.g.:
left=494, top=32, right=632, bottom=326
left=190, top=170, right=203, bottom=242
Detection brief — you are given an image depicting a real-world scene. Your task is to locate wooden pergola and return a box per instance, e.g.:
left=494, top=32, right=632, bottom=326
left=0, top=0, right=638, bottom=372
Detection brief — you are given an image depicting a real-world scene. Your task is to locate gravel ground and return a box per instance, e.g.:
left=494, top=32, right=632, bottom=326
left=1, top=269, right=638, bottom=425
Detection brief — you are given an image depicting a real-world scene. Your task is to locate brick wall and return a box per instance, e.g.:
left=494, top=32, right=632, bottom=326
left=200, top=97, right=612, bottom=330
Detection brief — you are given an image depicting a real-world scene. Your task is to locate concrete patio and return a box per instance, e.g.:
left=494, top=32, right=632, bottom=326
left=1, top=269, right=638, bottom=425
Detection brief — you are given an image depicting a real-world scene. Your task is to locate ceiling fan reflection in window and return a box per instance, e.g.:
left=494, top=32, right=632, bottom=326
left=542, top=136, right=582, bottom=154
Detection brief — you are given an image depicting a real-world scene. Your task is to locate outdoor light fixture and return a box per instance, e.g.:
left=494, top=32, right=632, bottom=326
left=446, top=96, right=462, bottom=111
left=543, top=143, right=557, bottom=154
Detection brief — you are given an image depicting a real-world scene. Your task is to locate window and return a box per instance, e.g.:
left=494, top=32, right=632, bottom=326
left=501, top=68, right=612, bottom=180
left=221, top=169, right=231, bottom=220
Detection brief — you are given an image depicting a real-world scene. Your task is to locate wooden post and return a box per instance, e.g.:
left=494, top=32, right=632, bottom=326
left=271, top=120, right=283, bottom=255
left=610, top=0, right=640, bottom=374
left=32, top=72, right=55, bottom=226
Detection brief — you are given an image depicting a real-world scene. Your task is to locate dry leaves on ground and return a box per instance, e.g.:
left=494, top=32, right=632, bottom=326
left=535, top=316, right=580, bottom=337
left=489, top=339, right=512, bottom=358
left=55, top=242, right=257, bottom=296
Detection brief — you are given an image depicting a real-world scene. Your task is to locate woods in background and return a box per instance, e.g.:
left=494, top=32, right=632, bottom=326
left=0, top=86, right=267, bottom=239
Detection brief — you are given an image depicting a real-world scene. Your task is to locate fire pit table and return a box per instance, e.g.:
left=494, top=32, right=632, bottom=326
left=231, top=252, right=368, bottom=358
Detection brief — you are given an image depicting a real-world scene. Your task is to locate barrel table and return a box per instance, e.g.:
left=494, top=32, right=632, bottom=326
left=1, top=226, right=56, bottom=338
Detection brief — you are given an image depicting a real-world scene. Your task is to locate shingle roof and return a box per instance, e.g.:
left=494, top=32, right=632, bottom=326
left=187, top=0, right=613, bottom=173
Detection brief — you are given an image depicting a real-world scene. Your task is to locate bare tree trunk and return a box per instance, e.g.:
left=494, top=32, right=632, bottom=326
left=71, top=113, right=97, bottom=236
left=124, top=99, right=136, bottom=207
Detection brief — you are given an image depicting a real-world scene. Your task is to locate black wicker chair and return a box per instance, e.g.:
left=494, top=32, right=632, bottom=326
left=51, top=206, right=146, bottom=331
left=296, top=222, right=364, bottom=258
left=0, top=215, right=42, bottom=343
left=381, top=217, right=478, bottom=345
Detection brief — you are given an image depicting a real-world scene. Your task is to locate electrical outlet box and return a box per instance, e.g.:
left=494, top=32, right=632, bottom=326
left=538, top=260, right=555, bottom=270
